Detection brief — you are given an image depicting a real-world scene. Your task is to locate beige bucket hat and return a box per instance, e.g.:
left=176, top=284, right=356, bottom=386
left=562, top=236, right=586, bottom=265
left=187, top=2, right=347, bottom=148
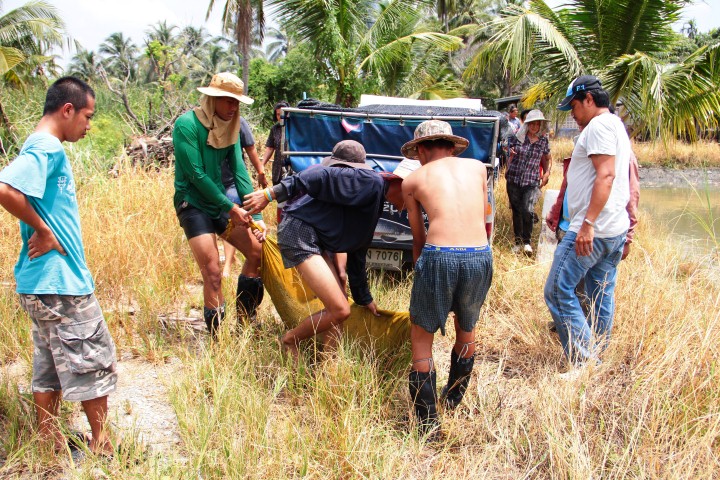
left=197, top=72, right=254, bottom=105
left=516, top=109, right=549, bottom=142
left=401, top=120, right=469, bottom=159
left=523, top=109, right=548, bottom=125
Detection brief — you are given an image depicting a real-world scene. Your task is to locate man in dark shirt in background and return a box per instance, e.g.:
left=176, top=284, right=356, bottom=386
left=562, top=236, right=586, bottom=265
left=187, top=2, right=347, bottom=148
left=244, top=140, right=404, bottom=359
left=261, top=101, right=290, bottom=223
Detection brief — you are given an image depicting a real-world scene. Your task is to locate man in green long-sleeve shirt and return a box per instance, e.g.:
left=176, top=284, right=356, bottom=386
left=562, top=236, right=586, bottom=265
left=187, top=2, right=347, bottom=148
left=173, top=72, right=265, bottom=335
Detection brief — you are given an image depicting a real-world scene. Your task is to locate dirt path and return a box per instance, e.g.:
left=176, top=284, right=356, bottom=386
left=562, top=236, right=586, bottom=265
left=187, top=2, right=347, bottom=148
left=86, top=357, right=184, bottom=454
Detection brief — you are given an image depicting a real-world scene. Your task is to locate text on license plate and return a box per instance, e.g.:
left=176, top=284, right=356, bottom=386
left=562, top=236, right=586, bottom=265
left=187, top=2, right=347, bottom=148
left=366, top=248, right=403, bottom=271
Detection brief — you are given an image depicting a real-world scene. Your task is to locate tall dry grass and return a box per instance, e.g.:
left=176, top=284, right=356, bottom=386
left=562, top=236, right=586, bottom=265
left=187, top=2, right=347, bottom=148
left=552, top=137, right=720, bottom=168
left=0, top=152, right=718, bottom=478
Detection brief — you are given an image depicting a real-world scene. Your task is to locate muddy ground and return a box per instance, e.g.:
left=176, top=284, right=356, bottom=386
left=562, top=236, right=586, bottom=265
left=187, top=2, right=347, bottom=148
left=638, top=166, right=720, bottom=188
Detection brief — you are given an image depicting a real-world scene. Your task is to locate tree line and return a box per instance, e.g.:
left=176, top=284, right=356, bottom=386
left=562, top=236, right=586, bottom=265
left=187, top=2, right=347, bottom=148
left=1, top=0, right=719, bottom=146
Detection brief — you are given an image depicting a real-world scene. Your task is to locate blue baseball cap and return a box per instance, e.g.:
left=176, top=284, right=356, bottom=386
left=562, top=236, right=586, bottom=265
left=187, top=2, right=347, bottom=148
left=557, top=75, right=602, bottom=111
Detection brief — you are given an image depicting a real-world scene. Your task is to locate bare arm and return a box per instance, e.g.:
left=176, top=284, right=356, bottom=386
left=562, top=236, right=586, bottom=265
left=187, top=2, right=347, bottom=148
left=243, top=187, right=272, bottom=215
left=575, top=154, right=616, bottom=256
left=540, top=153, right=552, bottom=187
left=0, top=182, right=65, bottom=258
left=261, top=145, right=275, bottom=167
left=623, top=152, right=640, bottom=259
left=403, top=179, right=426, bottom=263
left=546, top=158, right=569, bottom=231
left=244, top=145, right=267, bottom=188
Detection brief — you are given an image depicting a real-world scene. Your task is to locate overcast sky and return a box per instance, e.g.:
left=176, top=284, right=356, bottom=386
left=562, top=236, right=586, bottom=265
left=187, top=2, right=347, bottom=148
left=2, top=0, right=719, bottom=68
left=3, top=0, right=228, bottom=66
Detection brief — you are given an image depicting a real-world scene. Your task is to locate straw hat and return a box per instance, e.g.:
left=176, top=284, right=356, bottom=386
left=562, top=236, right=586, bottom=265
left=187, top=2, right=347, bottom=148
left=401, top=120, right=469, bottom=159
left=197, top=72, right=254, bottom=105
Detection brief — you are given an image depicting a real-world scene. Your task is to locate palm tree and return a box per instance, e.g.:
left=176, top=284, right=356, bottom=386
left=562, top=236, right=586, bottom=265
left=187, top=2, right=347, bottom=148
left=365, top=3, right=464, bottom=99
left=463, top=0, right=720, bottom=140
left=99, top=32, right=138, bottom=80
left=448, top=0, right=526, bottom=98
left=188, top=40, right=235, bottom=85
left=206, top=0, right=266, bottom=89
left=271, top=0, right=463, bottom=106
left=67, top=48, right=101, bottom=83
left=264, top=26, right=288, bottom=62
left=144, top=20, right=180, bottom=83
left=0, top=0, right=65, bottom=78
left=0, top=0, right=67, bottom=146
left=146, top=20, right=178, bottom=46
left=179, top=25, right=209, bottom=57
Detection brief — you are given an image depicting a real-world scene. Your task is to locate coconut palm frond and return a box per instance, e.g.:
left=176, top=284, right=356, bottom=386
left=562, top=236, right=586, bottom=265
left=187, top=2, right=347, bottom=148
left=0, top=0, right=65, bottom=47
left=0, top=45, right=24, bottom=75
left=360, top=31, right=462, bottom=71
left=463, top=3, right=582, bottom=87
left=567, top=0, right=685, bottom=63
left=0, top=0, right=67, bottom=82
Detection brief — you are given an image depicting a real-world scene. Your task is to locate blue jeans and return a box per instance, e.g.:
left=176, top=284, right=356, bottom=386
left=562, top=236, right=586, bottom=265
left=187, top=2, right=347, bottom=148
left=544, top=230, right=626, bottom=365
left=226, top=185, right=241, bottom=205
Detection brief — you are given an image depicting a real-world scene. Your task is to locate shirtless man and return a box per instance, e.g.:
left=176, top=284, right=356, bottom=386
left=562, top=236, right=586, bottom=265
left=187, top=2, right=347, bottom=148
left=401, top=120, right=493, bottom=435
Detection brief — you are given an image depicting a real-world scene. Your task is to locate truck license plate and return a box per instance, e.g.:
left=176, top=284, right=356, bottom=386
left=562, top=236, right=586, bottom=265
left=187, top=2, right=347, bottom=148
left=366, top=248, right=403, bottom=271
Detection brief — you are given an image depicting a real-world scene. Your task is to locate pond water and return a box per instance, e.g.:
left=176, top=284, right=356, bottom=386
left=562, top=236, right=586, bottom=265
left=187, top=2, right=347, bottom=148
left=537, top=170, right=720, bottom=264
left=639, top=185, right=719, bottom=254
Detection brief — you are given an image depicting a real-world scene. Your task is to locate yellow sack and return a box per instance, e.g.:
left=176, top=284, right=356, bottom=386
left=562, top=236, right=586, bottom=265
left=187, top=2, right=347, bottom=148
left=343, top=304, right=411, bottom=353
left=260, top=235, right=325, bottom=325
left=260, top=236, right=410, bottom=352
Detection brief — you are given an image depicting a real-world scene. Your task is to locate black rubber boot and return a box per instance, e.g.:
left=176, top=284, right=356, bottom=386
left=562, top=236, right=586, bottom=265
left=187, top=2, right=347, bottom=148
left=440, top=349, right=475, bottom=410
left=408, top=370, right=439, bottom=436
left=203, top=304, right=225, bottom=338
left=236, top=275, right=264, bottom=325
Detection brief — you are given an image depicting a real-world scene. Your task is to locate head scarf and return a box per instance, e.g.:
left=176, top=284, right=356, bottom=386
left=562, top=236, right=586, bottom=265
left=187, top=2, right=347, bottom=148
left=193, top=95, right=240, bottom=149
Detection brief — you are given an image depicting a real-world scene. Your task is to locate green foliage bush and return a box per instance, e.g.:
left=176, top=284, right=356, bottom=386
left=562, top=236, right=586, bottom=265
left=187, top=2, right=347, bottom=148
left=248, top=46, right=331, bottom=127
left=86, top=114, right=129, bottom=162
left=0, top=86, right=44, bottom=156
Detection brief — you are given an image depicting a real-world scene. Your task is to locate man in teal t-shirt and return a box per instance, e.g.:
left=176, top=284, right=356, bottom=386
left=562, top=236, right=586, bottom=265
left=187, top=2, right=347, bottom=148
left=0, top=77, right=117, bottom=456
left=173, top=72, right=265, bottom=335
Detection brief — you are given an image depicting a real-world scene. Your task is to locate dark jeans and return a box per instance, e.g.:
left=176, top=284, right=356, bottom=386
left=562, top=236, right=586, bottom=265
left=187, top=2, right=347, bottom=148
left=506, top=181, right=540, bottom=245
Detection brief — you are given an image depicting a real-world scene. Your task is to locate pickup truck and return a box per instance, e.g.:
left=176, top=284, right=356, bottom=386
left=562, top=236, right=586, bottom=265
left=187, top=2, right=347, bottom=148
left=280, top=96, right=503, bottom=271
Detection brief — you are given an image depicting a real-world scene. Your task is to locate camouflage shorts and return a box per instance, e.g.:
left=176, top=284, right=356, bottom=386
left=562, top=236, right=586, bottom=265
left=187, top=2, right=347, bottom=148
left=19, top=293, right=118, bottom=402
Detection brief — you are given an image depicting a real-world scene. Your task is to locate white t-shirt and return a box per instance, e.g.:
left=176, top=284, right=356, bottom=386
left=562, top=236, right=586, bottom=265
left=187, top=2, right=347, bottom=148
left=566, top=112, right=630, bottom=237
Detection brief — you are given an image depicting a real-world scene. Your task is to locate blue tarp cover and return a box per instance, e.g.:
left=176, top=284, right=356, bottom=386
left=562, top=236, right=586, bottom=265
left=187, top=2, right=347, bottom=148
left=284, top=107, right=499, bottom=173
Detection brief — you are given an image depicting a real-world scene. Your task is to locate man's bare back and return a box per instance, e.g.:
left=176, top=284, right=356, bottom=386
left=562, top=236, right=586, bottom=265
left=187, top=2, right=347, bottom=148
left=400, top=120, right=495, bottom=435
left=403, top=156, right=488, bottom=253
